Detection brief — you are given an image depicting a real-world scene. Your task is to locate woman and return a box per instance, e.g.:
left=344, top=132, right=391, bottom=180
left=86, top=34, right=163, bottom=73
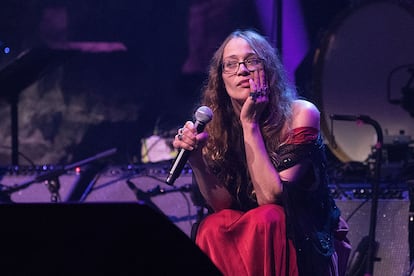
left=173, top=29, right=350, bottom=276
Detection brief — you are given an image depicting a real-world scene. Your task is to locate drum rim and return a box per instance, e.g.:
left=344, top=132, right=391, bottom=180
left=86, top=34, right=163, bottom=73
left=311, top=0, right=414, bottom=163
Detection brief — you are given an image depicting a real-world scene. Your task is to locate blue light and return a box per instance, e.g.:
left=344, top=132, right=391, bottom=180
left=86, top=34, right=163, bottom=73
left=4, top=47, right=10, bottom=54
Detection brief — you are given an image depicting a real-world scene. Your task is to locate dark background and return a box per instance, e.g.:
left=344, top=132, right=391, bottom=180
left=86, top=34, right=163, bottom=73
left=0, top=0, right=358, bottom=166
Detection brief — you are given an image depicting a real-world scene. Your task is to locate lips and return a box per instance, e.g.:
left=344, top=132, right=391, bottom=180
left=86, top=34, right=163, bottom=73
left=237, top=79, right=251, bottom=87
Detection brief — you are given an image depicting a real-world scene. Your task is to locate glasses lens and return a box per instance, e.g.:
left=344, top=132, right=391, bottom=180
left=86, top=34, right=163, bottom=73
left=245, top=58, right=262, bottom=71
left=223, top=61, right=237, bottom=73
left=222, top=58, right=263, bottom=73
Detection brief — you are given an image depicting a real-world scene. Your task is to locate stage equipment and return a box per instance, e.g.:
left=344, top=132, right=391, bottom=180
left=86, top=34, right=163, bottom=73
left=83, top=163, right=198, bottom=237
left=0, top=162, right=198, bottom=237
left=330, top=115, right=382, bottom=276
left=336, top=198, right=410, bottom=276
left=313, top=4, right=414, bottom=271
left=388, top=64, right=414, bottom=117
left=141, top=134, right=177, bottom=163
left=0, top=42, right=126, bottom=166
left=312, top=0, right=414, bottom=163
left=0, top=148, right=116, bottom=203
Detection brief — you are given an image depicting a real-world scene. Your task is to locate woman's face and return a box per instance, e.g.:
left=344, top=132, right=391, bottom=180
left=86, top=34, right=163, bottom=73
left=221, top=37, right=262, bottom=104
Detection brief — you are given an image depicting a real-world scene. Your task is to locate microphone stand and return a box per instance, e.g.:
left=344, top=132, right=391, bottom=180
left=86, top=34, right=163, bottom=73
left=127, top=180, right=191, bottom=206
left=0, top=148, right=117, bottom=203
left=330, top=114, right=383, bottom=276
left=126, top=179, right=193, bottom=216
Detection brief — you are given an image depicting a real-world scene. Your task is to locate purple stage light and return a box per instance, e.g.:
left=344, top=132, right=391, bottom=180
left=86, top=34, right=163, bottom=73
left=255, top=0, right=309, bottom=83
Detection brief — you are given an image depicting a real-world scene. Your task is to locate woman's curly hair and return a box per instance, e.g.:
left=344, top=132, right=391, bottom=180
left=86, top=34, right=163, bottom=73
left=200, top=29, right=298, bottom=210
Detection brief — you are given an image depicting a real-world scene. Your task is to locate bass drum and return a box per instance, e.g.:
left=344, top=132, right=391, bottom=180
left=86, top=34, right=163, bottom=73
left=313, top=0, right=414, bottom=163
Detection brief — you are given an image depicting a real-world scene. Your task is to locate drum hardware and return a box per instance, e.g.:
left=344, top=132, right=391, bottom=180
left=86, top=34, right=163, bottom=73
left=387, top=64, right=414, bottom=117
left=367, top=150, right=406, bottom=184
left=381, top=142, right=412, bottom=164
left=379, top=130, right=413, bottom=163
left=330, top=114, right=383, bottom=276
left=0, top=148, right=116, bottom=203
left=366, top=134, right=413, bottom=184
left=312, top=1, right=414, bottom=165
left=311, top=2, right=414, bottom=274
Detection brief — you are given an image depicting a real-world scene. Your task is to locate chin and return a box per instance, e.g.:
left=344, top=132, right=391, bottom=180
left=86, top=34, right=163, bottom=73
left=228, top=88, right=249, bottom=100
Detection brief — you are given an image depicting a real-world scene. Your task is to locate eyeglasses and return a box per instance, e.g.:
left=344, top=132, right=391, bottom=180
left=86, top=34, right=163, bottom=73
left=222, top=57, right=263, bottom=74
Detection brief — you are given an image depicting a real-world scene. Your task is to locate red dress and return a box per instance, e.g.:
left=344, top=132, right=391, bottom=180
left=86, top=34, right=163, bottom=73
left=196, top=204, right=298, bottom=276
left=195, top=127, right=350, bottom=276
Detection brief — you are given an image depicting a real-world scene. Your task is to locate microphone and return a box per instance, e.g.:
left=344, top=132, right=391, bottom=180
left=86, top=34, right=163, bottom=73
left=165, top=106, right=213, bottom=186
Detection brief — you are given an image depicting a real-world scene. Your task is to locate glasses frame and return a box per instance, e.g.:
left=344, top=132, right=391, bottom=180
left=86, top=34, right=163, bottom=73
left=222, top=57, right=264, bottom=74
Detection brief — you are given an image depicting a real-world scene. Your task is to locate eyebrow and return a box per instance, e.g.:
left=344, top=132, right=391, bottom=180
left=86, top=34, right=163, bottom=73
left=223, top=53, right=257, bottom=60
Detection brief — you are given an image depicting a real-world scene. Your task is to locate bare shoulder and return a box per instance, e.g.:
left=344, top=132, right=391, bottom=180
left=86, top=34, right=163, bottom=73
left=291, top=99, right=320, bottom=129
left=292, top=99, right=320, bottom=114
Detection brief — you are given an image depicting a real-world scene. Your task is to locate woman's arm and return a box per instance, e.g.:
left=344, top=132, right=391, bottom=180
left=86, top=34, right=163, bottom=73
left=190, top=160, right=234, bottom=211
left=241, top=99, right=320, bottom=205
left=172, top=121, right=233, bottom=212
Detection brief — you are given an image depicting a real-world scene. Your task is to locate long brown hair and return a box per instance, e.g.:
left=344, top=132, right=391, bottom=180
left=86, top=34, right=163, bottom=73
left=201, top=29, right=297, bottom=209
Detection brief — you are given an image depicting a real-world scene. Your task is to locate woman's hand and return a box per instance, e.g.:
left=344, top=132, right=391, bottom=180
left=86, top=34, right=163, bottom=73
left=240, top=69, right=268, bottom=125
left=172, top=121, right=208, bottom=165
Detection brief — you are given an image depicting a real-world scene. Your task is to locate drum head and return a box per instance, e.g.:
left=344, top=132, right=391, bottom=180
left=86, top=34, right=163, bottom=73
left=313, top=1, right=414, bottom=162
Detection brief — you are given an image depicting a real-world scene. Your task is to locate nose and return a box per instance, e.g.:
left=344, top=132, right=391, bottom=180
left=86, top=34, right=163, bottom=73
left=237, top=62, right=250, bottom=75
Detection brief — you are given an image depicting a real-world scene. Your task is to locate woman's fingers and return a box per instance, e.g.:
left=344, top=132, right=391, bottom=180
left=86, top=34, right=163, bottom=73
left=173, top=121, right=197, bottom=150
left=249, top=69, right=268, bottom=103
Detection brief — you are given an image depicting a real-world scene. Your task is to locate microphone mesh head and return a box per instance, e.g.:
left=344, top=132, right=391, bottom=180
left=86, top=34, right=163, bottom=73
left=195, top=106, right=213, bottom=124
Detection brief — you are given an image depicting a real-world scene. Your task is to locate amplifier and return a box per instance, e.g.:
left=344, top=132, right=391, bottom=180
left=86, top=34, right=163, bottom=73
left=0, top=164, right=199, bottom=238
left=84, top=165, right=198, bottom=237
left=336, top=199, right=410, bottom=276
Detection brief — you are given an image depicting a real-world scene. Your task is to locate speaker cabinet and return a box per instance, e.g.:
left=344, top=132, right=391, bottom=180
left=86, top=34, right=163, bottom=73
left=0, top=171, right=80, bottom=203
left=83, top=167, right=199, bottom=237
left=0, top=165, right=199, bottom=238
left=0, top=202, right=222, bottom=275
left=335, top=199, right=410, bottom=276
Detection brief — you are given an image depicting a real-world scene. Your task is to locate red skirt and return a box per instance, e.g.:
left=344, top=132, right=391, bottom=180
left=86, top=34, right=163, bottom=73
left=195, top=204, right=298, bottom=276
